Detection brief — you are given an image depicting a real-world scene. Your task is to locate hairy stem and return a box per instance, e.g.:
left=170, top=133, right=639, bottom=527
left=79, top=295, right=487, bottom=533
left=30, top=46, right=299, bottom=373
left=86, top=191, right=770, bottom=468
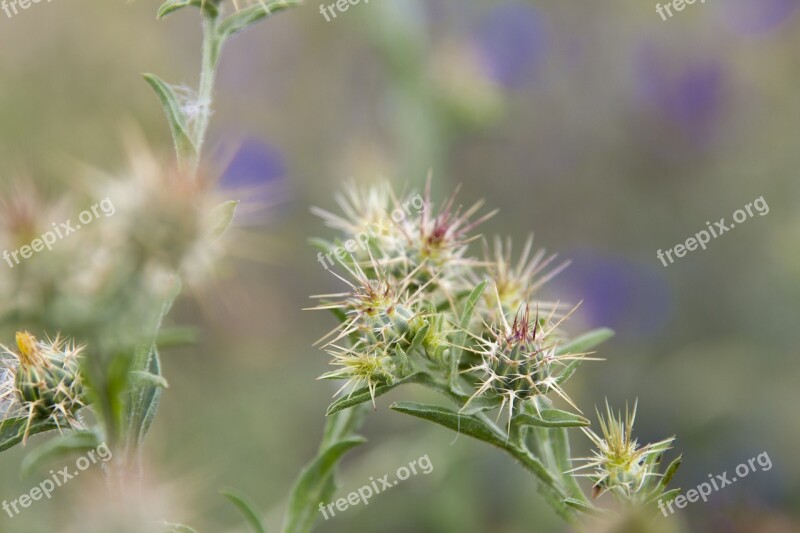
left=193, top=11, right=221, bottom=172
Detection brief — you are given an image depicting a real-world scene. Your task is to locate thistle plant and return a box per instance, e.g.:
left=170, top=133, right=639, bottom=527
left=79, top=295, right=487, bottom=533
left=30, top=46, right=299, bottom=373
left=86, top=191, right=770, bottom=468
left=0, top=0, right=299, bottom=529
left=306, top=181, right=682, bottom=528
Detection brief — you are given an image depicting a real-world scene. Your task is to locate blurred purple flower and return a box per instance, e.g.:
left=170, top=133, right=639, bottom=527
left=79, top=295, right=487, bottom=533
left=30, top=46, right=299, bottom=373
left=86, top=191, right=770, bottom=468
left=217, top=137, right=288, bottom=224
left=471, top=3, right=548, bottom=88
left=554, top=250, right=672, bottom=339
left=636, top=46, right=726, bottom=142
left=720, top=0, right=799, bottom=35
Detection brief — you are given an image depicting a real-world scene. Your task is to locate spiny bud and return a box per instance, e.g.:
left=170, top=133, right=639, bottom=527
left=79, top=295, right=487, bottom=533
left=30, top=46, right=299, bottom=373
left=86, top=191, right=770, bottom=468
left=465, top=302, right=590, bottom=420
left=319, top=342, right=396, bottom=408
left=3, top=331, right=87, bottom=442
left=569, top=401, right=675, bottom=501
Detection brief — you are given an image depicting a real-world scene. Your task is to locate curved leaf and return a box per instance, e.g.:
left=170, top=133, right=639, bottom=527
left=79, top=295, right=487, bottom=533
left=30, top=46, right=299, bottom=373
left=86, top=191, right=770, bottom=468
left=221, top=487, right=267, bottom=533
left=282, top=437, right=366, bottom=533
left=513, top=409, right=590, bottom=429
left=217, top=1, right=301, bottom=42
left=20, top=430, right=101, bottom=478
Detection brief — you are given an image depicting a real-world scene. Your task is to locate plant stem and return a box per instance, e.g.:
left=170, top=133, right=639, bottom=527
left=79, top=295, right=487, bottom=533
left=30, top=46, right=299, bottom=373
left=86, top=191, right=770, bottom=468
left=193, top=10, right=221, bottom=173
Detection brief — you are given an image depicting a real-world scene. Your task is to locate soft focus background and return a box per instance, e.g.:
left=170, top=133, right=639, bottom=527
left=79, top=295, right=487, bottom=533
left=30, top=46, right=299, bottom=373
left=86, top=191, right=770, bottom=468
left=1, top=0, right=799, bottom=531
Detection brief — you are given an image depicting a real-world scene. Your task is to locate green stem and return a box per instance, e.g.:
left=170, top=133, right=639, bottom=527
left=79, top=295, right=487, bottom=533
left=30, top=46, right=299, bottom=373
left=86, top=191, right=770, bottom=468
left=193, top=11, right=221, bottom=173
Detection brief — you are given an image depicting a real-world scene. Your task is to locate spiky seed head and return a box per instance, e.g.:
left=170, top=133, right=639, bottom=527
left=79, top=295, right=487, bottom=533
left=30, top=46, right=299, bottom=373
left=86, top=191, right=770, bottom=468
left=320, top=343, right=395, bottom=408
left=570, top=401, right=675, bottom=501
left=2, top=332, right=87, bottom=442
left=465, top=303, right=589, bottom=420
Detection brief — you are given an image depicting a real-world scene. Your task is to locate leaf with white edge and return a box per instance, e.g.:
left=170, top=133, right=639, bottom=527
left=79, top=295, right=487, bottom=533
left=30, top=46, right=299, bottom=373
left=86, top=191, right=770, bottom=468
left=157, top=0, right=218, bottom=18
left=130, top=371, right=169, bottom=390
left=555, top=328, right=614, bottom=356
left=221, top=487, right=267, bottom=533
left=217, top=1, right=301, bottom=42
left=460, top=393, right=504, bottom=416
left=142, top=73, right=197, bottom=161
left=21, top=430, right=101, bottom=478
left=325, top=373, right=423, bottom=416
left=563, top=498, right=610, bottom=518
left=283, top=437, right=366, bottom=533
left=408, top=323, right=430, bottom=354
left=0, top=417, right=60, bottom=453
left=513, top=409, right=590, bottom=428
left=449, top=281, right=487, bottom=391
left=647, top=488, right=681, bottom=507
left=658, top=455, right=682, bottom=492
left=209, top=200, right=239, bottom=239
left=390, top=401, right=505, bottom=447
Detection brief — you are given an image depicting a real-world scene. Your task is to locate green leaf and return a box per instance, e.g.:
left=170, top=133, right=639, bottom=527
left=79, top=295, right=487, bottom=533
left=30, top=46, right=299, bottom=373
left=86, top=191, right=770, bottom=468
left=512, top=409, right=590, bottom=429
left=408, top=323, right=430, bottom=354
left=157, top=0, right=218, bottom=18
left=20, top=430, right=101, bottom=478
left=142, top=73, right=197, bottom=161
left=283, top=437, right=366, bottom=533
left=126, top=345, right=164, bottom=450
left=563, top=498, right=609, bottom=518
left=646, top=487, right=681, bottom=507
left=658, top=455, right=682, bottom=492
left=459, top=393, right=504, bottom=416
left=129, top=370, right=169, bottom=390
left=126, top=276, right=183, bottom=451
left=209, top=200, right=239, bottom=240
left=217, top=1, right=301, bottom=42
left=0, top=418, right=60, bottom=454
left=390, top=401, right=505, bottom=448
left=449, top=281, right=487, bottom=391
left=555, top=328, right=614, bottom=356
left=220, top=487, right=267, bottom=533
left=326, top=374, right=421, bottom=416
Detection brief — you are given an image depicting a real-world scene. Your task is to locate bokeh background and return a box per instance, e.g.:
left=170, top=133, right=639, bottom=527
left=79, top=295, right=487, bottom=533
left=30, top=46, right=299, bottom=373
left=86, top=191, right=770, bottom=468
left=1, top=0, right=799, bottom=531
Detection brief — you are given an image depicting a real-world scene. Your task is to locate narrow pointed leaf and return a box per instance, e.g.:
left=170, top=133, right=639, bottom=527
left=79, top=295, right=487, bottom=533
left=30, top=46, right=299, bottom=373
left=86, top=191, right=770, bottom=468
left=0, top=417, right=60, bottom=453
left=325, top=374, right=421, bottom=416
left=142, top=73, right=196, bottom=160
left=283, top=437, right=366, bottom=533
left=555, top=328, right=614, bottom=356
left=449, top=281, right=487, bottom=391
left=157, top=0, right=218, bottom=18
left=21, top=430, right=101, bottom=478
left=217, top=1, right=301, bottom=41
left=390, top=401, right=504, bottom=447
left=221, top=487, right=267, bottom=533
left=209, top=200, right=239, bottom=240
left=513, top=409, right=590, bottom=428
left=460, top=393, right=504, bottom=416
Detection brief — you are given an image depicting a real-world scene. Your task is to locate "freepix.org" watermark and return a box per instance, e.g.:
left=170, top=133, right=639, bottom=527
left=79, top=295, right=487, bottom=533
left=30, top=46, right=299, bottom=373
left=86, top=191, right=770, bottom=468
left=1, top=0, right=53, bottom=19
left=2, top=442, right=112, bottom=518
left=656, top=0, right=706, bottom=22
left=315, top=193, right=427, bottom=271
left=319, top=0, right=370, bottom=22
left=658, top=451, right=772, bottom=517
left=3, top=197, right=115, bottom=269
left=318, top=454, right=433, bottom=520
left=657, top=196, right=768, bottom=267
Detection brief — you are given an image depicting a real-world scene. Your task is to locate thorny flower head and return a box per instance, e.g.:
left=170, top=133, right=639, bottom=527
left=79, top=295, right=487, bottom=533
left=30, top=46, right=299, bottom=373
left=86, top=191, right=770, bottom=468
left=464, top=299, right=594, bottom=424
left=570, top=401, right=675, bottom=501
left=478, top=235, right=569, bottom=319
left=0, top=331, right=87, bottom=443
left=308, top=253, right=430, bottom=348
left=319, top=342, right=395, bottom=408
